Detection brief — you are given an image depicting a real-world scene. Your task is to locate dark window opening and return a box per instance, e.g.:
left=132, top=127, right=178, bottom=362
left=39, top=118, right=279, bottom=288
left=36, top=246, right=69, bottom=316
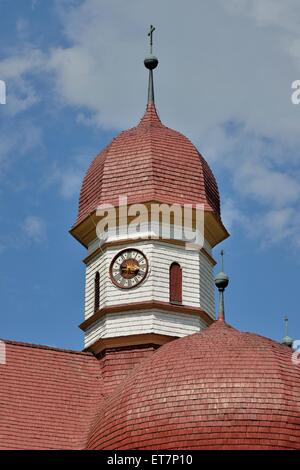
left=169, top=262, right=182, bottom=304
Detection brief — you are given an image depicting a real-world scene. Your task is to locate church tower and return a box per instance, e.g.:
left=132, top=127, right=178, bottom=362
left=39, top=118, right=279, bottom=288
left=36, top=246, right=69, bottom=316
left=70, top=27, right=229, bottom=357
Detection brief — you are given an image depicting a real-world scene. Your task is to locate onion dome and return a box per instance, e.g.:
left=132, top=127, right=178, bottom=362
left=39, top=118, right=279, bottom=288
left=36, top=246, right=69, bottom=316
left=76, top=104, right=221, bottom=223
left=87, top=320, right=300, bottom=450
left=73, top=26, right=224, bottom=239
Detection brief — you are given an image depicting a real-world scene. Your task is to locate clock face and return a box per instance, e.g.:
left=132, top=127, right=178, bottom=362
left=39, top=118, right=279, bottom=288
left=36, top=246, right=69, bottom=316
left=110, top=249, right=148, bottom=289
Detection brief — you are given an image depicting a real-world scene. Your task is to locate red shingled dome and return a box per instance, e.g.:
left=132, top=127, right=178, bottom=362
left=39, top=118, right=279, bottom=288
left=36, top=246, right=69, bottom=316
left=76, top=104, right=220, bottom=224
left=87, top=320, right=300, bottom=450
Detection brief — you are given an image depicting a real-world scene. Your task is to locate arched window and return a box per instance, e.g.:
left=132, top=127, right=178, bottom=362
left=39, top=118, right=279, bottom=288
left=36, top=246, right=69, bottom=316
left=94, top=272, right=100, bottom=312
left=169, top=262, right=182, bottom=304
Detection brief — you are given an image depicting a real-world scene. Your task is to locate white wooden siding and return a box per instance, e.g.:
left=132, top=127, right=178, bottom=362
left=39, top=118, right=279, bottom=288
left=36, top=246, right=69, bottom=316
left=199, top=251, right=215, bottom=318
left=85, top=240, right=215, bottom=319
left=84, top=239, right=216, bottom=346
left=84, top=309, right=207, bottom=348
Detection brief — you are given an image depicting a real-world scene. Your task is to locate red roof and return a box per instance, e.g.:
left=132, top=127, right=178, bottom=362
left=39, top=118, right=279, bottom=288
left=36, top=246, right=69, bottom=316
left=0, top=340, right=156, bottom=449
left=87, top=320, right=300, bottom=450
left=76, top=104, right=220, bottom=225
left=0, top=340, right=103, bottom=449
left=2, top=325, right=300, bottom=450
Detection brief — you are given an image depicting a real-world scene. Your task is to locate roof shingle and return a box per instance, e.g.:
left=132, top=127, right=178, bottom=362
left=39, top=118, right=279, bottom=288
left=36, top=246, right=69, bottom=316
left=87, top=321, right=300, bottom=450
left=75, top=103, right=221, bottom=225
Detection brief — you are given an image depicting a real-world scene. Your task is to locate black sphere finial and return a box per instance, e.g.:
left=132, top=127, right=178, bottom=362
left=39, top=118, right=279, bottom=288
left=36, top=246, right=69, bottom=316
left=214, top=250, right=229, bottom=321
left=144, top=25, right=159, bottom=70
left=144, top=55, right=159, bottom=70
left=215, top=250, right=229, bottom=292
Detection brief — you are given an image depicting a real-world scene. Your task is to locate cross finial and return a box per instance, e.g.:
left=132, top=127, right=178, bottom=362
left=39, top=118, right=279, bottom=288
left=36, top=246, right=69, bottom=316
left=214, top=251, right=229, bottom=322
left=282, top=315, right=293, bottom=347
left=221, top=249, right=224, bottom=272
left=284, top=316, right=289, bottom=337
left=144, top=26, right=158, bottom=104
left=148, top=25, right=155, bottom=54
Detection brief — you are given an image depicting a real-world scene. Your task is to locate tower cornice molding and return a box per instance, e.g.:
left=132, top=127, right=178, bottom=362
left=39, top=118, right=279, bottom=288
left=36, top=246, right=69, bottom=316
left=83, top=333, right=174, bottom=355
left=70, top=203, right=229, bottom=250
left=79, top=300, right=214, bottom=332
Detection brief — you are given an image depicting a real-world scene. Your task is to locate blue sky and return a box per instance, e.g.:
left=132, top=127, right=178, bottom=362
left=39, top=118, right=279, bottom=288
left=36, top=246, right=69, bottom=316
left=0, top=0, right=299, bottom=350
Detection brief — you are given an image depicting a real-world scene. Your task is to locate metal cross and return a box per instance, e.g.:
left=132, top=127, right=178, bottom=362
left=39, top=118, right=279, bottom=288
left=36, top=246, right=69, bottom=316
left=148, top=25, right=155, bottom=54
left=221, top=249, right=224, bottom=272
left=284, top=316, right=289, bottom=337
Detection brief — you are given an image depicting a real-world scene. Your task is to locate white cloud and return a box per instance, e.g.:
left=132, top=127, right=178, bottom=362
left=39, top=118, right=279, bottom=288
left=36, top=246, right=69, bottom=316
left=233, top=160, right=299, bottom=208
left=22, top=215, right=46, bottom=242
left=0, top=47, right=45, bottom=115
left=2, top=1, right=300, bottom=135
left=248, top=207, right=300, bottom=247
left=0, top=49, right=44, bottom=79
left=43, top=152, right=91, bottom=200
left=225, top=0, right=300, bottom=32
left=0, top=122, right=43, bottom=178
left=60, top=168, right=85, bottom=200
left=221, top=198, right=245, bottom=232
left=40, top=0, right=300, bottom=140
left=202, top=125, right=300, bottom=247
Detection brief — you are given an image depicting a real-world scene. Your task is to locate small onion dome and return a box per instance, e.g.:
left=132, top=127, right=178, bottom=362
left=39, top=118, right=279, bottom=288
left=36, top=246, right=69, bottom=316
left=87, top=320, right=300, bottom=450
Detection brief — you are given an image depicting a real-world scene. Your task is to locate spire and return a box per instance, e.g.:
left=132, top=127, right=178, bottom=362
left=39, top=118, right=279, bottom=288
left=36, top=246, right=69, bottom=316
left=281, top=316, right=293, bottom=347
left=214, top=250, right=229, bottom=322
left=144, top=25, right=159, bottom=104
